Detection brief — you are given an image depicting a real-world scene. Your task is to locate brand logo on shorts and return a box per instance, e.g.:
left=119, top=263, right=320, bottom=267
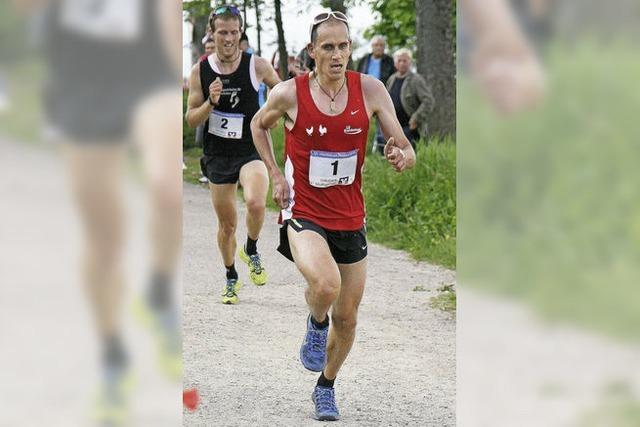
left=319, top=125, right=327, bottom=136
left=344, top=126, right=363, bottom=135
left=306, top=126, right=314, bottom=136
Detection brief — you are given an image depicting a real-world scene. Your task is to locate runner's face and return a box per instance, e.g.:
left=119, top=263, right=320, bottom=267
left=310, top=21, right=351, bottom=81
left=213, top=18, right=241, bottom=59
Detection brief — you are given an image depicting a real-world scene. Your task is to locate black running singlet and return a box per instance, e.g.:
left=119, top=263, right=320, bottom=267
left=199, top=52, right=260, bottom=157
left=42, top=0, right=176, bottom=141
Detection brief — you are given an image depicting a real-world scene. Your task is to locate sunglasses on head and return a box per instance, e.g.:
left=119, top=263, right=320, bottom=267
left=213, top=5, right=240, bottom=17
left=309, top=11, right=349, bottom=39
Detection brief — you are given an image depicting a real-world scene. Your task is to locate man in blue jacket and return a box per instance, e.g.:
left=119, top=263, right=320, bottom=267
left=356, top=35, right=396, bottom=154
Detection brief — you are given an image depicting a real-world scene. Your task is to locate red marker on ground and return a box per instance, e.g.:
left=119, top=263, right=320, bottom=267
left=183, top=388, right=199, bottom=411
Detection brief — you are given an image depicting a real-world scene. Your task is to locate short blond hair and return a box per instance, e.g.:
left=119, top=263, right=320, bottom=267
left=393, top=48, right=413, bottom=60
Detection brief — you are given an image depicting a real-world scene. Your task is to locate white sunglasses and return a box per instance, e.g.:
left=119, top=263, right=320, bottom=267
left=308, top=11, right=349, bottom=40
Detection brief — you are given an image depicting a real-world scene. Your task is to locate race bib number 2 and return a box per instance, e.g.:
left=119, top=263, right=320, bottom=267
left=309, top=149, right=358, bottom=188
left=208, top=110, right=244, bottom=139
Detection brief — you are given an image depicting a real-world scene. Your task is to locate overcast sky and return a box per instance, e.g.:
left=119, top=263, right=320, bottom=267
left=183, top=1, right=379, bottom=76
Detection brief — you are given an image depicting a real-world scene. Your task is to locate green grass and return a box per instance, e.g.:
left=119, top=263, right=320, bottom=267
left=577, top=398, right=640, bottom=427
left=183, top=147, right=204, bottom=185
left=0, top=60, right=43, bottom=142
left=183, top=118, right=456, bottom=269
left=459, top=40, right=640, bottom=340
left=429, top=283, right=457, bottom=313
left=363, top=140, right=456, bottom=268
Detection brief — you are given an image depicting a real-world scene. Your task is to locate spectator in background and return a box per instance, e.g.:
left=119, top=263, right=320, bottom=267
left=239, top=32, right=254, bottom=54
left=385, top=48, right=434, bottom=149
left=297, top=47, right=314, bottom=74
left=199, top=37, right=216, bottom=62
left=356, top=35, right=396, bottom=154
left=356, top=35, right=395, bottom=84
left=204, top=38, right=216, bottom=56
left=271, top=51, right=299, bottom=80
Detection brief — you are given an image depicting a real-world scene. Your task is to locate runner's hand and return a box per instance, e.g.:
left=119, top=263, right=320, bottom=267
left=384, top=137, right=407, bottom=172
left=271, top=172, right=290, bottom=209
left=209, top=77, right=222, bottom=105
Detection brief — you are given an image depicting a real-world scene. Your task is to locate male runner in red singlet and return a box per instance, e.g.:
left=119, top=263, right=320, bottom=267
left=186, top=5, right=280, bottom=305
left=250, top=11, right=416, bottom=421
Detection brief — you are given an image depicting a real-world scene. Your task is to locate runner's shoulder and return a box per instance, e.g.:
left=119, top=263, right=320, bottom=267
left=359, top=73, right=386, bottom=96
left=267, top=79, right=297, bottom=110
left=252, top=55, right=272, bottom=74
left=189, top=60, right=203, bottom=78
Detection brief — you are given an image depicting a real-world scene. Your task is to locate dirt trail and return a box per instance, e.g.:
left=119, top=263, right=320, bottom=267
left=182, top=183, right=456, bottom=426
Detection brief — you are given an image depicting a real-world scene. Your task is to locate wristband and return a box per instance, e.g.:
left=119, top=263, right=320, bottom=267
left=208, top=95, right=217, bottom=106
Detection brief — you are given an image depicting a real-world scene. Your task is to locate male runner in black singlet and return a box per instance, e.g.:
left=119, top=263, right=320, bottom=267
left=186, top=5, right=280, bottom=304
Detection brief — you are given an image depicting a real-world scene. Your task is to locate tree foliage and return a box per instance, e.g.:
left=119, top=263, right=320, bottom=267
left=363, top=0, right=416, bottom=51
left=182, top=0, right=212, bottom=21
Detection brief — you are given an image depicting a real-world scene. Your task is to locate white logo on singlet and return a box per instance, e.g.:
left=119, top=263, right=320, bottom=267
left=229, top=91, right=240, bottom=108
left=344, top=126, right=362, bottom=135
left=319, top=125, right=327, bottom=136
left=350, top=110, right=359, bottom=115
left=306, top=126, right=314, bottom=136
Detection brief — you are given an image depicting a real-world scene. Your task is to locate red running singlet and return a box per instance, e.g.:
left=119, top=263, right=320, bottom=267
left=281, top=71, right=370, bottom=231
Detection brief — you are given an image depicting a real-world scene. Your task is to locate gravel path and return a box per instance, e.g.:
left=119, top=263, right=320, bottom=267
left=0, top=140, right=181, bottom=426
left=182, top=183, right=456, bottom=426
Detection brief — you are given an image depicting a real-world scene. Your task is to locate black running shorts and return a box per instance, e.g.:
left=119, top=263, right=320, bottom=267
left=278, top=218, right=368, bottom=265
left=200, top=152, right=262, bottom=185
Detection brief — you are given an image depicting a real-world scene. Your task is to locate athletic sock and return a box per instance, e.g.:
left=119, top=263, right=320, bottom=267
left=317, top=371, right=335, bottom=388
left=148, top=271, right=171, bottom=310
left=226, top=264, right=238, bottom=280
left=103, top=334, right=128, bottom=372
left=245, top=236, right=258, bottom=255
left=310, top=314, right=329, bottom=329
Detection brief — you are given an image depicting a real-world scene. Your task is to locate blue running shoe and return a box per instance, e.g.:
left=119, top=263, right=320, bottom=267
left=312, top=385, right=340, bottom=421
left=300, top=314, right=328, bottom=372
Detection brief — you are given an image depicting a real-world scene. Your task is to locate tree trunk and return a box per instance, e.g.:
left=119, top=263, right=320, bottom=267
left=416, top=0, right=456, bottom=138
left=254, top=0, right=262, bottom=56
left=242, top=0, right=249, bottom=32
left=274, top=0, right=288, bottom=79
left=190, top=14, right=208, bottom=65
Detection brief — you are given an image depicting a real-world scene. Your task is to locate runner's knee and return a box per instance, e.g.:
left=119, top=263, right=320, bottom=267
left=218, top=220, right=237, bottom=237
left=244, top=196, right=265, bottom=217
left=331, top=312, right=357, bottom=332
left=311, top=276, right=340, bottom=302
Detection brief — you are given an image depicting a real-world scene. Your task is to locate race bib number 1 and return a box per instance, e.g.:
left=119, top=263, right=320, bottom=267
left=208, top=110, right=244, bottom=139
left=309, top=149, right=358, bottom=188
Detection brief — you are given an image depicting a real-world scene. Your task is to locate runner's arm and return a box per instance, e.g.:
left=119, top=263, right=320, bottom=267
left=250, top=81, right=295, bottom=208
left=255, top=56, right=282, bottom=89
left=185, top=63, right=214, bottom=128
left=365, top=76, right=416, bottom=171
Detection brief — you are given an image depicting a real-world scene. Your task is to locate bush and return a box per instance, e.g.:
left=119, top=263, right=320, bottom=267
left=363, top=140, right=456, bottom=268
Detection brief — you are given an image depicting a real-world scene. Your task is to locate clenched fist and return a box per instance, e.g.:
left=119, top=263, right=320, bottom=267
left=209, top=77, right=222, bottom=106
left=384, top=137, right=408, bottom=172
